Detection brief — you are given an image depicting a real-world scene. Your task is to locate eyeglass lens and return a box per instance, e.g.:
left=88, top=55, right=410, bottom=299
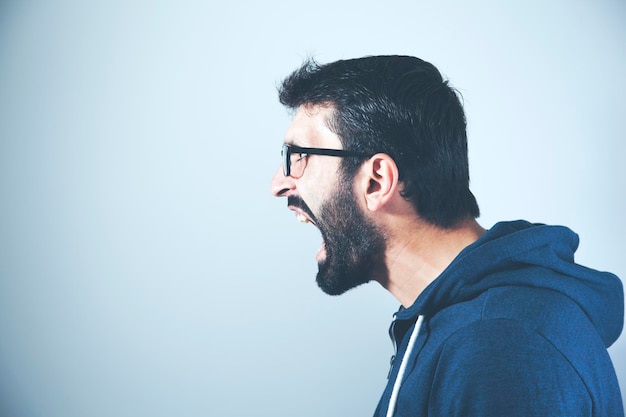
left=282, top=144, right=307, bottom=178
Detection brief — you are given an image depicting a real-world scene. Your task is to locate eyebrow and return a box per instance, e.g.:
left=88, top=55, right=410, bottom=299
left=284, top=139, right=311, bottom=149
left=286, top=144, right=371, bottom=157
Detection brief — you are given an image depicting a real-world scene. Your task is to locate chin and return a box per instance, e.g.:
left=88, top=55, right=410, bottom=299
left=315, top=262, right=371, bottom=296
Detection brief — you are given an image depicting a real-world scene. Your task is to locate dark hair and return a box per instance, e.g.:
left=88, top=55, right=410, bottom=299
left=278, top=55, right=479, bottom=228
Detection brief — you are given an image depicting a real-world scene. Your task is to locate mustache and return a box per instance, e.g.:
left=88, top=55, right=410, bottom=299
left=288, top=196, right=318, bottom=224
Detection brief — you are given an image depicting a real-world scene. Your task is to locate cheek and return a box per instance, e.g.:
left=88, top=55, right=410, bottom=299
left=297, top=158, right=343, bottom=213
left=299, top=188, right=324, bottom=216
left=299, top=175, right=336, bottom=215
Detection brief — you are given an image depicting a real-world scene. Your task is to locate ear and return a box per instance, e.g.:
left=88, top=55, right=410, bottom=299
left=356, top=153, right=400, bottom=212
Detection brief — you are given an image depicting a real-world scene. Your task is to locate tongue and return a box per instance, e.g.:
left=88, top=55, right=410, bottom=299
left=316, top=240, right=327, bottom=263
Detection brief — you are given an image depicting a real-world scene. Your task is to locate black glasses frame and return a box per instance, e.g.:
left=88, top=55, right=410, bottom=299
left=282, top=144, right=372, bottom=177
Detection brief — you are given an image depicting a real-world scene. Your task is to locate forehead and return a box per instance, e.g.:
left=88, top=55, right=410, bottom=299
left=285, top=104, right=343, bottom=149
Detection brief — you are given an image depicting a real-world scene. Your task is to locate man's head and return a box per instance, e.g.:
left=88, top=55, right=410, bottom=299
left=271, top=55, right=479, bottom=295
left=278, top=55, right=479, bottom=228
left=271, top=104, right=388, bottom=295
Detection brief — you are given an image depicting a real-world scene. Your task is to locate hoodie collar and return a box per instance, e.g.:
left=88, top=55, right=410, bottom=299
left=395, top=220, right=624, bottom=347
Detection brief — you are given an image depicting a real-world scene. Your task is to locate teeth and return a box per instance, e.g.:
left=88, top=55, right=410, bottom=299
left=297, top=214, right=310, bottom=223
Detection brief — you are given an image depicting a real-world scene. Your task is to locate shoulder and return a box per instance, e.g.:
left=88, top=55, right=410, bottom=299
left=424, top=286, right=625, bottom=416
left=429, top=316, right=592, bottom=416
left=432, top=286, right=612, bottom=385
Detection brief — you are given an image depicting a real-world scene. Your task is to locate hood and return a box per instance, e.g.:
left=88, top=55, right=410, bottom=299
left=396, top=220, right=624, bottom=347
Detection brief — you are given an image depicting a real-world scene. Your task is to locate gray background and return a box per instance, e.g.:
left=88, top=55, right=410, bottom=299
left=1, top=1, right=624, bottom=416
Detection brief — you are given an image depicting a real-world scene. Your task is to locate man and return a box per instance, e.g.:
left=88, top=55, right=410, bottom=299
left=270, top=55, right=624, bottom=416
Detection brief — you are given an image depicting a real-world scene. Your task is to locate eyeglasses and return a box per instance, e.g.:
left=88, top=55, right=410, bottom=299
left=282, top=144, right=371, bottom=178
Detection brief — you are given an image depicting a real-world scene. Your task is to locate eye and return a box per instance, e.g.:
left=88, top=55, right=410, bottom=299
left=295, top=153, right=308, bottom=162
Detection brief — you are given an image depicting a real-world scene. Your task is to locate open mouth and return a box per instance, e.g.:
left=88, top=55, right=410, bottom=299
left=289, top=206, right=326, bottom=263
left=293, top=208, right=315, bottom=225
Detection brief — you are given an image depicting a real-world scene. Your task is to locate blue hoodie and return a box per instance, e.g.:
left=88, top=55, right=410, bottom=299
left=374, top=220, right=624, bottom=417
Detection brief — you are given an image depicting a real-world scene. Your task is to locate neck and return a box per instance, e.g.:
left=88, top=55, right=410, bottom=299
left=378, top=217, right=486, bottom=308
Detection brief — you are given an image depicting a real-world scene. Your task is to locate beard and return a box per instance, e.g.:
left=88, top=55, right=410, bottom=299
left=289, top=173, right=387, bottom=295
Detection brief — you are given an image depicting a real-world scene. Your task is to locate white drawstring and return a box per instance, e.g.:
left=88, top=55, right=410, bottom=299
left=385, top=315, right=424, bottom=417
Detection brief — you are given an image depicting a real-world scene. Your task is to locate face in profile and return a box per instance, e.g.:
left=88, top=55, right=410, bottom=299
left=291, top=169, right=387, bottom=295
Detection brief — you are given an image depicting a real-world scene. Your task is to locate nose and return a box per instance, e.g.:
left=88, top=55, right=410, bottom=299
left=270, top=165, right=296, bottom=197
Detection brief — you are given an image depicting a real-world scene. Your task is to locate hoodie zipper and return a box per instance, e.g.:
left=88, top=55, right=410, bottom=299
left=387, top=316, right=398, bottom=379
